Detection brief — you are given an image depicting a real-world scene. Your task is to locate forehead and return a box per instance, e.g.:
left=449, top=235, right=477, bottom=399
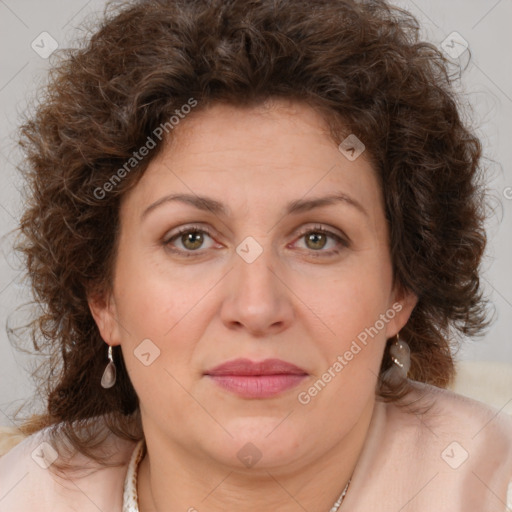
left=168, top=99, right=337, bottom=161
left=120, top=99, right=383, bottom=224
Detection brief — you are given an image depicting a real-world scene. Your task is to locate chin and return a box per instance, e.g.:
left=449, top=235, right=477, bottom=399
left=203, top=416, right=308, bottom=470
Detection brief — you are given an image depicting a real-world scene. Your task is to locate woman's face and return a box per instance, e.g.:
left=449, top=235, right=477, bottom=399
left=90, top=99, right=416, bottom=471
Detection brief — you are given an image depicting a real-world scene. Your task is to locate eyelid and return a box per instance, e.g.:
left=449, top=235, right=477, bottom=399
left=293, top=223, right=349, bottom=244
left=164, top=223, right=216, bottom=245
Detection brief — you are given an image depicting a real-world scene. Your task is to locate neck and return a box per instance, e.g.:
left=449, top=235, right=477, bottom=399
left=137, top=398, right=375, bottom=512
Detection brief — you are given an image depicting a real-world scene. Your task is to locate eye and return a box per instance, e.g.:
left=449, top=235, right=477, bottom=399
left=163, top=223, right=349, bottom=258
left=164, top=225, right=216, bottom=255
left=293, top=225, right=349, bottom=256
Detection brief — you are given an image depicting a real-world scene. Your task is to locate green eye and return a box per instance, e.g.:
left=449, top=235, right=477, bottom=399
left=294, top=226, right=349, bottom=256
left=164, top=224, right=349, bottom=259
left=304, top=232, right=328, bottom=250
left=180, top=231, right=205, bottom=250
left=164, top=226, right=215, bottom=255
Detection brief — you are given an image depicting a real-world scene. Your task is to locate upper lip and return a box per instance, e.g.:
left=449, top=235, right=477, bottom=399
left=205, top=358, right=308, bottom=376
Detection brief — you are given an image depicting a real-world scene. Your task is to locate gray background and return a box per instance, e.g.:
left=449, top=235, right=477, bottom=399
left=0, top=0, right=511, bottom=426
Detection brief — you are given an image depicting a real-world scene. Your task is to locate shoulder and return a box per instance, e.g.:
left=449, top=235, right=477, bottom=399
left=0, top=426, right=26, bottom=457
left=384, top=381, right=512, bottom=477
left=345, top=382, right=512, bottom=511
left=401, top=382, right=512, bottom=507
left=0, top=422, right=137, bottom=512
left=390, top=381, right=512, bottom=454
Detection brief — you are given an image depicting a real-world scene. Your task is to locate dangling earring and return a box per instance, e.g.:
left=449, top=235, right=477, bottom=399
left=101, top=345, right=117, bottom=389
left=381, top=334, right=410, bottom=385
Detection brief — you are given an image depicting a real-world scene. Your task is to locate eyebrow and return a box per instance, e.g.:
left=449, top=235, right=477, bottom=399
left=141, top=192, right=368, bottom=220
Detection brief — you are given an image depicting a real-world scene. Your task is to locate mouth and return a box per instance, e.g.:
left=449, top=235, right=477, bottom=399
left=204, top=358, right=308, bottom=399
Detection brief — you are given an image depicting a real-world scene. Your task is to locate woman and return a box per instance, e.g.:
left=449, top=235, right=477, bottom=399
left=1, top=0, right=511, bottom=510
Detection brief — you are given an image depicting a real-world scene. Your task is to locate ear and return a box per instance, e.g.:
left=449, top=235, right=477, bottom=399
left=384, top=283, right=418, bottom=339
left=87, top=288, right=122, bottom=346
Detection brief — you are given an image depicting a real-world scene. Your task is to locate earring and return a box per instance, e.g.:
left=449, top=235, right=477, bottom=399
left=101, top=345, right=117, bottom=389
left=381, top=334, right=410, bottom=385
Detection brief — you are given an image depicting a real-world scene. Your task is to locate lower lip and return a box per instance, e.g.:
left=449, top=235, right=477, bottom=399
left=207, top=374, right=307, bottom=398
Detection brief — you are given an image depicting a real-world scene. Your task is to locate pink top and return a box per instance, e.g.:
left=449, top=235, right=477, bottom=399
left=1, top=382, right=512, bottom=511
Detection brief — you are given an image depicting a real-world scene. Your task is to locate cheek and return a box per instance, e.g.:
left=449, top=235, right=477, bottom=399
left=113, top=248, right=208, bottom=336
left=112, top=262, right=213, bottom=385
left=316, top=260, right=392, bottom=335
left=307, top=256, right=393, bottom=384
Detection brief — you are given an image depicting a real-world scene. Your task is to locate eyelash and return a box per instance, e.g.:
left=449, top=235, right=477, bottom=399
left=163, top=224, right=349, bottom=258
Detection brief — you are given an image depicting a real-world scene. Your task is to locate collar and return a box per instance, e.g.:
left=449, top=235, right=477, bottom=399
left=123, top=439, right=145, bottom=511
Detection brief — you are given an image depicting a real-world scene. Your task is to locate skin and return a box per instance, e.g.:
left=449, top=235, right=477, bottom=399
left=89, top=98, right=417, bottom=511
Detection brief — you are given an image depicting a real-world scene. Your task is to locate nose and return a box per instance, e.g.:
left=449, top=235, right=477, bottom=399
left=220, top=243, right=294, bottom=337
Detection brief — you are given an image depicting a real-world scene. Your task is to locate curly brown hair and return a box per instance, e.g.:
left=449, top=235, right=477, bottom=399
left=13, top=0, right=490, bottom=460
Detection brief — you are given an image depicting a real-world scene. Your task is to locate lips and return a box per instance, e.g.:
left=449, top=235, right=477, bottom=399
left=205, top=358, right=308, bottom=376
left=204, top=358, right=308, bottom=399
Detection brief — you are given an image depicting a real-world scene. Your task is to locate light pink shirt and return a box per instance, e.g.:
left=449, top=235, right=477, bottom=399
left=1, top=382, right=511, bottom=511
